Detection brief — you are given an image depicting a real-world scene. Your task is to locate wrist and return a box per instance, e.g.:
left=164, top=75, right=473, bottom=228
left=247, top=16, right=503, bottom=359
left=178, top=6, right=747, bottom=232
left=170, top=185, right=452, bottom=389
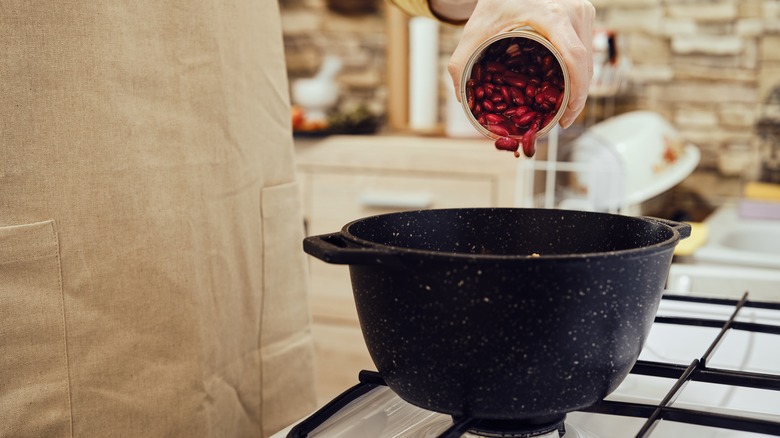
left=428, top=0, right=476, bottom=24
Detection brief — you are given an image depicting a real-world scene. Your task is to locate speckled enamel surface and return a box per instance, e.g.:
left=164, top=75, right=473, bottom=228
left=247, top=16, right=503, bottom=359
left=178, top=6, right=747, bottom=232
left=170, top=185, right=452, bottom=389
left=305, top=208, right=688, bottom=421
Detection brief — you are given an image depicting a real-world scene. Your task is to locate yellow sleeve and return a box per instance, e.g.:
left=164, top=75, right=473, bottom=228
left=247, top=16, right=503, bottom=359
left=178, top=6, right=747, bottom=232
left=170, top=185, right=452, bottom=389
left=386, top=0, right=468, bottom=25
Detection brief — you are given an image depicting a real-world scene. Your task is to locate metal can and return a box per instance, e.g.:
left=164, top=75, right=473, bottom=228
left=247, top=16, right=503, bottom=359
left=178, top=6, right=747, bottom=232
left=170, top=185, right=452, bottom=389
left=460, top=27, right=571, bottom=141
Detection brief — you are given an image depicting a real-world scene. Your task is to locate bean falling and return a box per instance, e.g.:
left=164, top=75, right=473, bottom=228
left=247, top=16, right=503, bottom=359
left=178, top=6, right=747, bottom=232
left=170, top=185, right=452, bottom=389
left=466, top=37, right=565, bottom=157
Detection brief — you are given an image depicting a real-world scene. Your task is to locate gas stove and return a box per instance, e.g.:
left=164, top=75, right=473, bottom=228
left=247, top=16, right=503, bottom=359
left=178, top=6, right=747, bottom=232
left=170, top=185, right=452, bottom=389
left=275, top=293, right=780, bottom=437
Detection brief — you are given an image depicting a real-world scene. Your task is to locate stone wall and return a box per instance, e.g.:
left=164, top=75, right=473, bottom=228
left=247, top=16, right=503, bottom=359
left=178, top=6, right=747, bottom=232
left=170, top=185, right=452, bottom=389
left=281, top=0, right=780, bottom=177
left=281, top=0, right=388, bottom=114
left=592, top=0, right=780, bottom=177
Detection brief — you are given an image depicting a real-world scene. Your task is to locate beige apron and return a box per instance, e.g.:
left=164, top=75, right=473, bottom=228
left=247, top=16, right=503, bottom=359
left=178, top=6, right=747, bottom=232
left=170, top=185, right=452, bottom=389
left=0, top=1, right=316, bottom=436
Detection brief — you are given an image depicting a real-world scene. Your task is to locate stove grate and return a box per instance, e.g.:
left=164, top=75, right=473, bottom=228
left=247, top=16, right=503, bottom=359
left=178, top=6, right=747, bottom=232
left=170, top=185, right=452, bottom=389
left=288, top=293, right=780, bottom=438
left=583, top=292, right=780, bottom=437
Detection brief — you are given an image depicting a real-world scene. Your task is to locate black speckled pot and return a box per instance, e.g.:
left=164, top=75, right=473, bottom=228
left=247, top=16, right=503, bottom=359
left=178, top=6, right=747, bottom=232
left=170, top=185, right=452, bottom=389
left=303, top=208, right=690, bottom=421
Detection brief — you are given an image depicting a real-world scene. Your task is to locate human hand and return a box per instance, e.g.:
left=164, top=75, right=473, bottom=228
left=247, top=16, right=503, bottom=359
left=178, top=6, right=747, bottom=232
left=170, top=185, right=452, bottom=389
left=445, top=0, right=595, bottom=129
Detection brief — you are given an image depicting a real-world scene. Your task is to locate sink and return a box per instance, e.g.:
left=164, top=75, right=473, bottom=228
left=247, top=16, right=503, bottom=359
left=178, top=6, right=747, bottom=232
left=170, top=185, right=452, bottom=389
left=667, top=263, right=780, bottom=301
left=694, top=203, right=780, bottom=269
left=721, top=227, right=780, bottom=254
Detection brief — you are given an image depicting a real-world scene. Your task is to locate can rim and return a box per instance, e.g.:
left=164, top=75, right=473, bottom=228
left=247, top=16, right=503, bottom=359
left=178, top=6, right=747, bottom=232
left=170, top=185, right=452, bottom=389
left=459, top=28, right=572, bottom=141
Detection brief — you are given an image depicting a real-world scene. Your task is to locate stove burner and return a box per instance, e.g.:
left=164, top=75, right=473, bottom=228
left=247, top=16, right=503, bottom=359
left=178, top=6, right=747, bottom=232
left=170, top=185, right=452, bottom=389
left=355, top=371, right=569, bottom=438
left=463, top=429, right=561, bottom=438
left=444, top=415, right=565, bottom=438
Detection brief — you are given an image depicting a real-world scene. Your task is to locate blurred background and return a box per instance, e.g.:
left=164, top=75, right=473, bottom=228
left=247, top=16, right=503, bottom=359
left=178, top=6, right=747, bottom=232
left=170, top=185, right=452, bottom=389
left=281, top=0, right=780, bottom=197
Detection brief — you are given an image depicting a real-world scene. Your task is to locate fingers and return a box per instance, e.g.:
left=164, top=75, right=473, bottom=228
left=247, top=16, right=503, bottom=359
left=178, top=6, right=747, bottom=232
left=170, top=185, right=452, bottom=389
left=519, top=2, right=594, bottom=128
left=556, top=38, right=591, bottom=128
left=557, top=1, right=595, bottom=127
left=447, top=3, right=509, bottom=102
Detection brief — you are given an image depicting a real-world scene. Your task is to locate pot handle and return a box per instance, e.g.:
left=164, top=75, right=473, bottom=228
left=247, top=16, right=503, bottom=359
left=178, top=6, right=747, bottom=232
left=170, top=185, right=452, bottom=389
left=303, top=232, right=405, bottom=266
left=643, top=217, right=692, bottom=239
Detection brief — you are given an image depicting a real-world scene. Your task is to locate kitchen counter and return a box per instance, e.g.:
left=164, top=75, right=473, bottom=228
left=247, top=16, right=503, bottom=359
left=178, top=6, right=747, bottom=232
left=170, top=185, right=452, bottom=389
left=294, top=134, right=516, bottom=184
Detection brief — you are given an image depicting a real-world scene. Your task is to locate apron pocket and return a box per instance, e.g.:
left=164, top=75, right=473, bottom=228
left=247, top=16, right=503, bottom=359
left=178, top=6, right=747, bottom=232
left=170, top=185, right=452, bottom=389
left=260, top=182, right=312, bottom=345
left=259, top=182, right=317, bottom=433
left=0, top=220, right=72, bottom=437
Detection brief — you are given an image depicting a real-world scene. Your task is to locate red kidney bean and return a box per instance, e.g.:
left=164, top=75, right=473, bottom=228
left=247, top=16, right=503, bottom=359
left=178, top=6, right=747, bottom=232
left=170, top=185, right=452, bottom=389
left=503, top=73, right=528, bottom=88
left=484, top=113, right=506, bottom=124
left=544, top=87, right=561, bottom=104
left=503, top=57, right=524, bottom=68
left=488, top=39, right=510, bottom=56
left=473, top=64, right=483, bottom=83
left=525, top=84, right=537, bottom=99
left=485, top=61, right=506, bottom=73
left=482, top=100, right=495, bottom=112
left=503, top=120, right=520, bottom=135
left=542, top=55, right=553, bottom=71
left=495, top=136, right=519, bottom=152
left=500, top=86, right=511, bottom=104
left=522, top=127, right=537, bottom=157
left=486, top=124, right=510, bottom=137
left=512, top=111, right=537, bottom=127
left=513, top=105, right=532, bottom=116
left=508, top=87, right=525, bottom=105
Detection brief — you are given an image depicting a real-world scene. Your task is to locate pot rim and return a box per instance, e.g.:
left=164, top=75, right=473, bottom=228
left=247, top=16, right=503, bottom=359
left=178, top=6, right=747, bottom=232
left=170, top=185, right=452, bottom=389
left=338, top=207, right=688, bottom=263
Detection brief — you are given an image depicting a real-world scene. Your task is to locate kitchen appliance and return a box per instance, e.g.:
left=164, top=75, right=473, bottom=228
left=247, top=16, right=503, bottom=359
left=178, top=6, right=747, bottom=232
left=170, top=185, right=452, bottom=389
left=274, top=292, right=780, bottom=437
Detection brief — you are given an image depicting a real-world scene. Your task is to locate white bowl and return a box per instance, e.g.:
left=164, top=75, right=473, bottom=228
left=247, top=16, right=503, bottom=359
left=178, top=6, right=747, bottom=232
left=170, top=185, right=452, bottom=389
left=694, top=203, right=780, bottom=270
left=291, top=79, right=340, bottom=122
left=567, top=111, right=700, bottom=211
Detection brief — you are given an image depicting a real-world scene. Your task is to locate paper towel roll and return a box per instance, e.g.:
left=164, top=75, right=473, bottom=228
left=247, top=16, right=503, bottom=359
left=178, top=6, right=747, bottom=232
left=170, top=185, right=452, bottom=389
left=408, top=17, right=440, bottom=132
left=445, top=69, right=481, bottom=138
